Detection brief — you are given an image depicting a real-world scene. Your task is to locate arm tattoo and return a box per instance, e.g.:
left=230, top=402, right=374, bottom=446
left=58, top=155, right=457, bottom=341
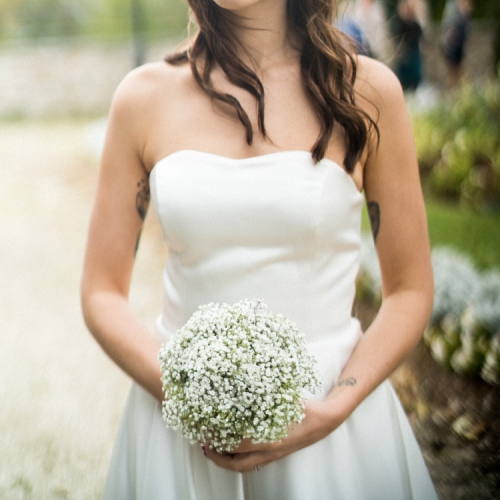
left=367, top=201, right=380, bottom=243
left=134, top=178, right=150, bottom=255
left=136, top=178, right=150, bottom=221
left=336, top=377, right=357, bottom=387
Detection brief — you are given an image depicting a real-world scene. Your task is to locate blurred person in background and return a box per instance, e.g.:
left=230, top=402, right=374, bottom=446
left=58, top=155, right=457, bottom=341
left=337, top=0, right=391, bottom=61
left=441, top=0, right=473, bottom=87
left=337, top=2, right=373, bottom=56
left=390, top=0, right=428, bottom=91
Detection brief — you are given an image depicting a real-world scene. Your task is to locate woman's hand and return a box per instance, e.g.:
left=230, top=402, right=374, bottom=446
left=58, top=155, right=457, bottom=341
left=203, top=397, right=348, bottom=473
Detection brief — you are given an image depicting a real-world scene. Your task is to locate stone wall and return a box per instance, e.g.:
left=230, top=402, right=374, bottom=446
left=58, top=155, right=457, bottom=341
left=0, top=39, right=178, bottom=119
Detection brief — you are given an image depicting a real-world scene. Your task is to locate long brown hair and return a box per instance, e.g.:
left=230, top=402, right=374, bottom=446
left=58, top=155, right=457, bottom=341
left=167, top=0, right=378, bottom=173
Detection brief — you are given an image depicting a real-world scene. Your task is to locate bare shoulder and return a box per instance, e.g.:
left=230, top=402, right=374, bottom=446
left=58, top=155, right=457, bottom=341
left=110, top=60, right=192, bottom=117
left=354, top=55, right=406, bottom=120
left=105, top=60, right=194, bottom=165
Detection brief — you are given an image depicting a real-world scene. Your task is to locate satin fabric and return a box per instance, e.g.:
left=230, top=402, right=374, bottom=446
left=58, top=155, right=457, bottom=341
left=103, top=150, right=437, bottom=500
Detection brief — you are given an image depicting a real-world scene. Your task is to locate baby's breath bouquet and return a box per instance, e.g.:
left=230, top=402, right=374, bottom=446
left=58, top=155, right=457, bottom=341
left=158, top=299, right=322, bottom=453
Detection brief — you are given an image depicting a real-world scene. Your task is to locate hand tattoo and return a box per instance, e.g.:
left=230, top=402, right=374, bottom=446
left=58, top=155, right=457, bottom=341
left=367, top=201, right=380, bottom=243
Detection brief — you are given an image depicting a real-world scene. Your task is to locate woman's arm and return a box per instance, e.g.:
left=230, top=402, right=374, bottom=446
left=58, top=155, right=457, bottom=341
left=81, top=67, right=164, bottom=402
left=205, top=58, right=433, bottom=471
left=322, top=56, right=434, bottom=418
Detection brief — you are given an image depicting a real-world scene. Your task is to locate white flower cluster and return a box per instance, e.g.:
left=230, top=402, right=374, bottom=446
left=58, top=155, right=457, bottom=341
left=430, top=248, right=483, bottom=323
left=158, top=299, right=322, bottom=453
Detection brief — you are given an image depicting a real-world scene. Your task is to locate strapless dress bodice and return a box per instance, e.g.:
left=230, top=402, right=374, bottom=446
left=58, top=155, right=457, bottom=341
left=150, top=150, right=364, bottom=391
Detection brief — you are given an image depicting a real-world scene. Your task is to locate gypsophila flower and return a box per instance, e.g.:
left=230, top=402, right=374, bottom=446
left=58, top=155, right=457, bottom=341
left=158, top=299, right=322, bottom=453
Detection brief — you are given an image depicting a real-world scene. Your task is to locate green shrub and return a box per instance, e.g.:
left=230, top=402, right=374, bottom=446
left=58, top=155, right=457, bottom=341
left=412, top=79, right=500, bottom=209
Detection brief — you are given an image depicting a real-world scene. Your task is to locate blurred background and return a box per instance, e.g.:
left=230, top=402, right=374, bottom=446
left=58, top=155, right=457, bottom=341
left=0, top=0, right=188, bottom=118
left=0, top=0, right=499, bottom=498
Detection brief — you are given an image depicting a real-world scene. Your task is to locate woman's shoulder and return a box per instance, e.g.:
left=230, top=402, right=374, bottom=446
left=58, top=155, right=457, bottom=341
left=354, top=55, right=406, bottom=117
left=110, top=59, right=194, bottom=116
left=104, top=60, right=196, bottom=166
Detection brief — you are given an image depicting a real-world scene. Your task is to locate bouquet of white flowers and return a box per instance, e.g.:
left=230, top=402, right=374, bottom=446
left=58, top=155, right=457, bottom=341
left=158, top=299, right=322, bottom=453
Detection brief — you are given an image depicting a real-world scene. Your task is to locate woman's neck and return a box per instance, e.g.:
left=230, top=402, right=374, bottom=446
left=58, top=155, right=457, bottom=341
left=223, top=0, right=298, bottom=72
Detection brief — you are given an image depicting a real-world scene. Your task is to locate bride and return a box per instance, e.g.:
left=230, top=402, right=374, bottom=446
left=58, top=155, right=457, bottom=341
left=81, top=0, right=438, bottom=498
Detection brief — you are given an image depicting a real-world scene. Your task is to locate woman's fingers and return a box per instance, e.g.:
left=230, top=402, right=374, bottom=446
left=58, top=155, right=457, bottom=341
left=204, top=446, right=274, bottom=473
left=201, top=400, right=344, bottom=472
left=203, top=446, right=253, bottom=472
left=202, top=439, right=283, bottom=473
left=229, top=438, right=275, bottom=453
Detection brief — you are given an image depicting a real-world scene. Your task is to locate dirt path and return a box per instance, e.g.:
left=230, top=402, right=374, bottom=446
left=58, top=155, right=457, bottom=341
left=0, top=119, right=165, bottom=499
left=395, top=344, right=500, bottom=500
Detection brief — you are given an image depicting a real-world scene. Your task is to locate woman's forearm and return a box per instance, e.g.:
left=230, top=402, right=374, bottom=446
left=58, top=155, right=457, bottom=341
left=82, top=289, right=163, bottom=402
left=322, top=287, right=433, bottom=426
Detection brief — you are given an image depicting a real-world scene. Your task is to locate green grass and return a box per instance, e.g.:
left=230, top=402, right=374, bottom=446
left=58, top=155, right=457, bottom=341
left=362, top=196, right=500, bottom=270
left=425, top=196, right=500, bottom=270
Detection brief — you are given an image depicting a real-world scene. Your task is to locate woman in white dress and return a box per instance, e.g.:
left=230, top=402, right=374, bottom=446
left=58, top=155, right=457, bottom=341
left=81, top=0, right=438, bottom=498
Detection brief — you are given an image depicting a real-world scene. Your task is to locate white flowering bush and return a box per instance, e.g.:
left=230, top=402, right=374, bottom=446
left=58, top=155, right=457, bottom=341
left=158, top=299, right=322, bottom=453
left=357, top=237, right=500, bottom=385
left=430, top=248, right=483, bottom=324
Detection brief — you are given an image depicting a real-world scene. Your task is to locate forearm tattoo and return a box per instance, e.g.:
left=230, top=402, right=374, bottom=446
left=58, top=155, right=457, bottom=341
left=336, top=377, right=357, bottom=387
left=134, top=178, right=150, bottom=255
left=367, top=201, right=380, bottom=243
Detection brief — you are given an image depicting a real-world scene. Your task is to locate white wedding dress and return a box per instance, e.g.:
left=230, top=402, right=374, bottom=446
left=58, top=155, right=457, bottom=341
left=103, top=150, right=438, bottom=500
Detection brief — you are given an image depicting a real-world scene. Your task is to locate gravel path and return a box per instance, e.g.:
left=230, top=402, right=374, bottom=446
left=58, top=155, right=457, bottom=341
left=0, top=119, right=166, bottom=499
